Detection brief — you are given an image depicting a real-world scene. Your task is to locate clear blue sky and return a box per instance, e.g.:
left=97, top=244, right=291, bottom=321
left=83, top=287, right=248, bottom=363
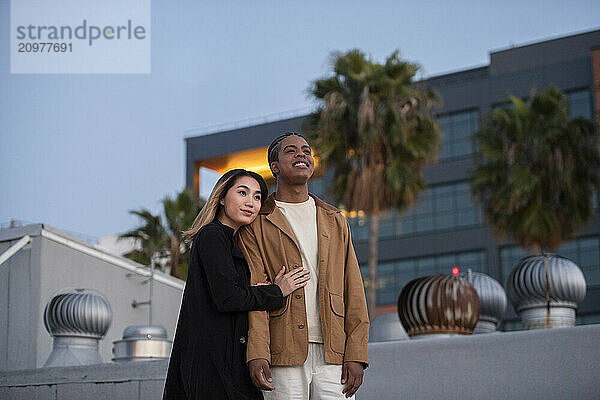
left=1, top=0, right=599, bottom=238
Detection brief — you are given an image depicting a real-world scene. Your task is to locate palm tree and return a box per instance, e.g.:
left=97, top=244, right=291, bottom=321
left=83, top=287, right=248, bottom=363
left=308, top=49, right=441, bottom=317
left=162, top=189, right=204, bottom=279
left=472, top=87, right=599, bottom=252
left=471, top=87, right=600, bottom=327
left=120, top=189, right=204, bottom=280
left=120, top=209, right=169, bottom=267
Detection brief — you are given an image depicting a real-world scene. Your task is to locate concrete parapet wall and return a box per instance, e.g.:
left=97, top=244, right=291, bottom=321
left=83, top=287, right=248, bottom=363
left=0, top=360, right=168, bottom=400
left=1, top=325, right=599, bottom=399
left=360, top=324, right=600, bottom=400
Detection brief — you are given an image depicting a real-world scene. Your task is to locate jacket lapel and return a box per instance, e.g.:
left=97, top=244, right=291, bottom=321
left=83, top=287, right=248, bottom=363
left=262, top=194, right=301, bottom=250
left=260, top=193, right=339, bottom=264
left=315, top=195, right=333, bottom=281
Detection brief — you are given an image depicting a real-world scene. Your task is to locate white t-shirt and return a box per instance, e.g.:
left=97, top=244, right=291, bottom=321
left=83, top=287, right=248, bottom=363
left=275, top=196, right=323, bottom=343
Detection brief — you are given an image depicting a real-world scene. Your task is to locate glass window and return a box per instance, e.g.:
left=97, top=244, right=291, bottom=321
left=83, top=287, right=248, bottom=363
left=378, top=211, right=396, bottom=239
left=360, top=250, right=487, bottom=305
left=348, top=216, right=369, bottom=242
left=349, top=181, right=484, bottom=241
left=498, top=319, right=522, bottom=332
left=377, top=262, right=397, bottom=304
left=457, top=251, right=486, bottom=272
left=576, top=313, right=600, bottom=325
left=438, top=254, right=456, bottom=269
left=436, top=213, right=455, bottom=230
left=434, top=192, right=454, bottom=211
left=396, top=259, right=418, bottom=289
left=416, top=257, right=436, bottom=275
left=492, top=90, right=592, bottom=121
left=566, top=89, right=593, bottom=119
left=397, top=214, right=415, bottom=235
left=438, top=109, right=480, bottom=160
left=308, top=175, right=336, bottom=202
left=416, top=214, right=434, bottom=232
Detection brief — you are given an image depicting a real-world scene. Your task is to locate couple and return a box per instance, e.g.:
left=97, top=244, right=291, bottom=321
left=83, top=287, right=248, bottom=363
left=163, top=133, right=370, bottom=400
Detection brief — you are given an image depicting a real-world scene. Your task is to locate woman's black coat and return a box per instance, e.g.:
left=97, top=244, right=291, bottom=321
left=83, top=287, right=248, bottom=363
left=163, top=221, right=283, bottom=400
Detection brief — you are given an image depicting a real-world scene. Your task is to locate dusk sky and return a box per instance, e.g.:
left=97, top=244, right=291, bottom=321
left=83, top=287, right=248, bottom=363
left=2, top=0, right=599, bottom=239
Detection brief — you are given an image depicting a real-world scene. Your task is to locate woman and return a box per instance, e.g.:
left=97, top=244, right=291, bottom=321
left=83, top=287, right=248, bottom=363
left=163, top=169, right=309, bottom=400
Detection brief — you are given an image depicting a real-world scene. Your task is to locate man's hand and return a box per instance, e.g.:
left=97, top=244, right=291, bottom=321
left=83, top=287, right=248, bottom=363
left=341, top=361, right=364, bottom=398
left=248, top=358, right=275, bottom=390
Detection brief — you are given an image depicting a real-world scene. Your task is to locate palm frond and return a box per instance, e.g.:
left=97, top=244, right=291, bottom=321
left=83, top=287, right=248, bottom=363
left=472, top=87, right=599, bottom=251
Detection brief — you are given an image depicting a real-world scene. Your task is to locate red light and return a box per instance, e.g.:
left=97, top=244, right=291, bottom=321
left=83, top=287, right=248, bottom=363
left=451, top=267, right=460, bottom=276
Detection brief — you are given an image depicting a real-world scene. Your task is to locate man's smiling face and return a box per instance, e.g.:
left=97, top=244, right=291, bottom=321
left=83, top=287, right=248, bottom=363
left=271, top=135, right=315, bottom=185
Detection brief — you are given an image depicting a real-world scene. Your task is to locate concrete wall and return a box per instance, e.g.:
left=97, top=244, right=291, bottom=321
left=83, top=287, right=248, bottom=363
left=360, top=325, right=600, bottom=400
left=2, top=325, right=599, bottom=399
left=0, top=360, right=168, bottom=400
left=0, top=228, right=40, bottom=371
left=0, top=225, right=184, bottom=371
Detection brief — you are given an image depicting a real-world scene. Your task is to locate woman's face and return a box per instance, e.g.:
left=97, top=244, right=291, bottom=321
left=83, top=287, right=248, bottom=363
left=218, top=175, right=263, bottom=230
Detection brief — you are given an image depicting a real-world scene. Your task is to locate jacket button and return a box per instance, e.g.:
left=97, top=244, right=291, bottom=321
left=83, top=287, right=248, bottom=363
left=298, top=324, right=304, bottom=329
left=293, top=264, right=299, bottom=269
left=239, top=337, right=246, bottom=344
left=295, top=294, right=302, bottom=299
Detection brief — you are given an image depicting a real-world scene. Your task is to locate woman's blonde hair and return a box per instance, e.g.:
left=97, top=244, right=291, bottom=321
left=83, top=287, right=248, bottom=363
left=183, top=169, right=268, bottom=243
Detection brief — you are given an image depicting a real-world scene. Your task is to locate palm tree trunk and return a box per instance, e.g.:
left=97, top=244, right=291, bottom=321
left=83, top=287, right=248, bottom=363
left=367, top=213, right=379, bottom=319
left=170, top=236, right=180, bottom=278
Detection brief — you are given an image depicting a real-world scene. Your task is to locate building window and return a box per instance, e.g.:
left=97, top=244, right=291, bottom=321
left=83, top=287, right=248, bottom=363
left=308, top=176, right=328, bottom=198
left=438, top=109, right=480, bottom=160
left=500, top=235, right=600, bottom=289
left=492, top=88, right=593, bottom=120
left=498, top=320, right=522, bottom=332
left=348, top=181, right=484, bottom=242
left=361, top=250, right=487, bottom=305
left=566, top=89, right=593, bottom=119
left=576, top=313, right=600, bottom=325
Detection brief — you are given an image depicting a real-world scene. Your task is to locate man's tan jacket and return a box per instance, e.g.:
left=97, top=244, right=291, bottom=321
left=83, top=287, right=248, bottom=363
left=237, top=193, right=369, bottom=367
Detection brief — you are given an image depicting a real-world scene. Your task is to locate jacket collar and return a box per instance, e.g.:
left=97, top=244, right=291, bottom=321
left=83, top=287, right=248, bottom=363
left=214, top=218, right=235, bottom=237
left=258, top=192, right=339, bottom=254
left=214, top=219, right=245, bottom=259
left=259, top=193, right=340, bottom=216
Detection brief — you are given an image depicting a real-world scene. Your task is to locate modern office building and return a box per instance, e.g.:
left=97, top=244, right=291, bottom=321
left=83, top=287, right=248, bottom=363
left=185, top=29, right=600, bottom=328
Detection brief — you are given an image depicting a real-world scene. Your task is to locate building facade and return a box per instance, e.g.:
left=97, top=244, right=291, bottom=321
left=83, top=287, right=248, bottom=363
left=185, top=29, right=600, bottom=328
left=0, top=224, right=184, bottom=371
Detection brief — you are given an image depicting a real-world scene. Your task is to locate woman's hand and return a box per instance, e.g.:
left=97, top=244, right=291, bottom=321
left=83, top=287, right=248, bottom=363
left=273, top=266, right=310, bottom=297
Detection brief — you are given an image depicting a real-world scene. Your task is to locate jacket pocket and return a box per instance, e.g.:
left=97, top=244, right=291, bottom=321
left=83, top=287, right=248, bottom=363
left=329, top=292, right=345, bottom=317
left=329, top=293, right=346, bottom=354
left=269, top=315, right=287, bottom=355
left=269, top=296, right=289, bottom=355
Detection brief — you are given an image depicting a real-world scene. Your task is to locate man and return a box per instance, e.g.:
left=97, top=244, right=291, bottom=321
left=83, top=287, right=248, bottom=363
left=237, top=133, right=369, bottom=399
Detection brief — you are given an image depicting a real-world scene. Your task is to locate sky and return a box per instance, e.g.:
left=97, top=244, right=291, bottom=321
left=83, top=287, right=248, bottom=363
left=1, top=0, right=599, bottom=239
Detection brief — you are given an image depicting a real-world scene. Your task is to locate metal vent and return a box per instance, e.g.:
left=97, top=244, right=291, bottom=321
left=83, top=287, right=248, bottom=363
left=43, top=288, right=112, bottom=367
left=112, top=325, right=172, bottom=362
left=463, top=271, right=507, bottom=333
left=507, top=254, right=586, bottom=329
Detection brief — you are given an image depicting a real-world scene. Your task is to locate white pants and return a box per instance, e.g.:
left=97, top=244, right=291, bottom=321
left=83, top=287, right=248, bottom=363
left=263, top=343, right=354, bottom=400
